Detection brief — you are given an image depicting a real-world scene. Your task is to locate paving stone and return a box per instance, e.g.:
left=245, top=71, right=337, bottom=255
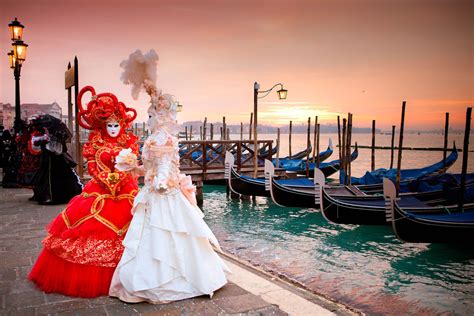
left=0, top=255, right=31, bottom=268
left=15, top=266, right=33, bottom=280
left=104, top=302, right=149, bottom=315
left=45, top=293, right=84, bottom=304
left=0, top=282, right=11, bottom=295
left=36, top=300, right=92, bottom=314
left=87, top=295, right=117, bottom=306
left=4, top=290, right=45, bottom=308
left=213, top=293, right=272, bottom=314
left=2, top=306, right=36, bottom=316
left=142, top=307, right=181, bottom=316
left=52, top=306, right=107, bottom=316
left=7, top=279, right=37, bottom=294
left=252, top=305, right=289, bottom=316
left=184, top=300, right=223, bottom=315
left=212, top=283, right=249, bottom=299
left=126, top=301, right=168, bottom=313
left=0, top=268, right=17, bottom=282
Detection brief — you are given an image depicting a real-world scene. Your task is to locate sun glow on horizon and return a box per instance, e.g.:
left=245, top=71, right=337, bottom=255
left=257, top=102, right=343, bottom=125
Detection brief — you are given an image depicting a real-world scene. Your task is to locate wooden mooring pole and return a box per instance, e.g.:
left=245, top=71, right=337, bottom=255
left=390, top=125, right=395, bottom=169
left=396, top=101, right=406, bottom=195
left=316, top=123, right=320, bottom=168
left=443, top=112, right=449, bottom=172
left=222, top=116, right=226, bottom=140
left=341, top=118, right=347, bottom=184
left=337, top=116, right=342, bottom=163
left=371, top=120, right=376, bottom=171
left=210, top=123, right=214, bottom=140
left=249, top=113, right=253, bottom=140
left=458, top=107, right=472, bottom=212
left=305, top=117, right=311, bottom=177
left=276, top=128, right=280, bottom=167
left=289, top=120, right=293, bottom=157
left=346, top=113, right=353, bottom=185
left=240, top=122, right=243, bottom=140
left=312, top=116, right=318, bottom=162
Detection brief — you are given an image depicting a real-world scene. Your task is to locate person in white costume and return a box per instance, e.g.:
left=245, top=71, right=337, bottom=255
left=109, top=50, right=229, bottom=304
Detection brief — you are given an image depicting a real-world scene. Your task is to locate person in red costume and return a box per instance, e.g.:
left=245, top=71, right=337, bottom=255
left=29, top=86, right=139, bottom=298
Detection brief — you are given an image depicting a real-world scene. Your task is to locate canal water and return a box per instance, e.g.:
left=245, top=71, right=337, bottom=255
left=202, top=133, right=474, bottom=315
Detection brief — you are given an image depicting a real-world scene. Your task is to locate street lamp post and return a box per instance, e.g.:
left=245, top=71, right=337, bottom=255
left=8, top=18, right=28, bottom=133
left=253, top=82, right=287, bottom=177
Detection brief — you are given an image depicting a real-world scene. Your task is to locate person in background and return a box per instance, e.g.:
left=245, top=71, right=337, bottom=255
left=30, top=115, right=82, bottom=204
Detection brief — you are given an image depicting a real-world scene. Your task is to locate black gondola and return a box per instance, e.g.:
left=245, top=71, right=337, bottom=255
left=384, top=179, right=474, bottom=243
left=320, top=185, right=447, bottom=225
left=225, top=151, right=270, bottom=197
left=266, top=163, right=325, bottom=208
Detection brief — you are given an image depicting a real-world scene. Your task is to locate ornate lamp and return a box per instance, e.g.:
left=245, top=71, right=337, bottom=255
left=7, top=50, right=15, bottom=69
left=8, top=18, right=24, bottom=41
left=277, top=87, right=288, bottom=100
left=12, top=40, right=28, bottom=63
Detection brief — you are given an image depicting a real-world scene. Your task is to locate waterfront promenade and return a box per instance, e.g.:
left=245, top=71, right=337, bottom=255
left=0, top=187, right=350, bottom=316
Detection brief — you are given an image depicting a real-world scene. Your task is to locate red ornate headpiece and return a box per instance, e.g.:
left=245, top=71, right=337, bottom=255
left=77, top=86, right=137, bottom=130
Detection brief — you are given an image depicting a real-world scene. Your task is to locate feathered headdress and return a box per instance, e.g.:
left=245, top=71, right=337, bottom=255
left=120, top=49, right=178, bottom=132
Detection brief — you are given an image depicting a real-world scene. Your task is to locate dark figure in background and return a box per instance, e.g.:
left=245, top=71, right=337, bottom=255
left=17, top=120, right=42, bottom=187
left=1, top=123, right=24, bottom=188
left=32, top=115, right=83, bottom=204
left=1, top=129, right=14, bottom=186
left=0, top=125, right=4, bottom=169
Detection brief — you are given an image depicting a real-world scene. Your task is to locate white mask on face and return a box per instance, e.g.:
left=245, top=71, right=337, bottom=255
left=106, top=121, right=121, bottom=138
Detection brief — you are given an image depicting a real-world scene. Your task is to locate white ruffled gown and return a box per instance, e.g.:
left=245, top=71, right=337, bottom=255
left=109, top=129, right=229, bottom=303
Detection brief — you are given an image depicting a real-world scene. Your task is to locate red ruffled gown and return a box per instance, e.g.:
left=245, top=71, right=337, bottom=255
left=29, top=130, right=139, bottom=297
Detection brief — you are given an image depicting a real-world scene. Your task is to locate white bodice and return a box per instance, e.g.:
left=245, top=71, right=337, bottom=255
left=141, top=129, right=180, bottom=193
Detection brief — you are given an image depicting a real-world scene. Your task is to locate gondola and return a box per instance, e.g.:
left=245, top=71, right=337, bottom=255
left=384, top=178, right=474, bottom=243
left=281, top=144, right=313, bottom=160
left=266, top=147, right=359, bottom=208
left=276, top=139, right=333, bottom=169
left=303, top=144, right=358, bottom=178
left=266, top=161, right=325, bottom=208
left=320, top=182, right=454, bottom=225
left=225, top=152, right=271, bottom=197
left=347, top=145, right=458, bottom=186
left=259, top=144, right=278, bottom=157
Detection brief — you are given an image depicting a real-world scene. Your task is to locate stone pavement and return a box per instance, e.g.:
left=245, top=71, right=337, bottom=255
left=0, top=187, right=289, bottom=316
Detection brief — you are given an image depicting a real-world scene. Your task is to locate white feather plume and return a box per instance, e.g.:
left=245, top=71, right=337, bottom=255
left=120, top=49, right=159, bottom=100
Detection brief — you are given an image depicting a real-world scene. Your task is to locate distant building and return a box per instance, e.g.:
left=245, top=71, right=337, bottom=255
left=0, top=103, right=14, bottom=129
left=0, top=102, right=62, bottom=129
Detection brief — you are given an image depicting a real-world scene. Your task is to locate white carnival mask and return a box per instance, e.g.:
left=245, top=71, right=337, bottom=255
left=106, top=120, right=121, bottom=138
left=147, top=93, right=178, bottom=134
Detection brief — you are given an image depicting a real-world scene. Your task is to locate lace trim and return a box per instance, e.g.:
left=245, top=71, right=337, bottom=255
left=43, top=234, right=123, bottom=267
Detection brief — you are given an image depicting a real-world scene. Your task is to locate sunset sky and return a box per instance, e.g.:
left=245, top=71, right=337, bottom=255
left=1, top=0, right=473, bottom=130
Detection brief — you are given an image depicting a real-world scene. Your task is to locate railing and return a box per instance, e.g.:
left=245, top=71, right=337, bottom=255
left=178, top=140, right=274, bottom=173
